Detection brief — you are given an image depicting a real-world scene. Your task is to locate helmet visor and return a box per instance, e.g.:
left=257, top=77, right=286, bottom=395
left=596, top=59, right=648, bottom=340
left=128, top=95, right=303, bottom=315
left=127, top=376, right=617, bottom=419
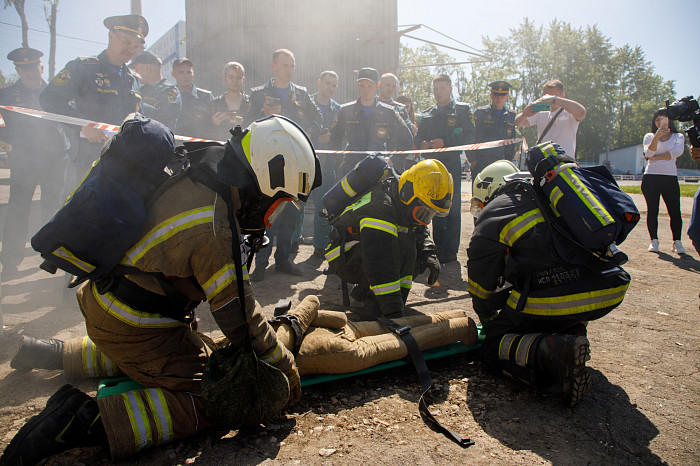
left=264, top=197, right=297, bottom=228
left=470, top=197, right=484, bottom=218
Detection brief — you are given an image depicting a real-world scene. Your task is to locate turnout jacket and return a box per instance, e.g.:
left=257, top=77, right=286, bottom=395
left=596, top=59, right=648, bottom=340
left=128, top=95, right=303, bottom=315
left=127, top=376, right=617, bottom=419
left=466, top=182, right=630, bottom=324
left=77, top=176, right=294, bottom=374
left=326, top=181, right=435, bottom=316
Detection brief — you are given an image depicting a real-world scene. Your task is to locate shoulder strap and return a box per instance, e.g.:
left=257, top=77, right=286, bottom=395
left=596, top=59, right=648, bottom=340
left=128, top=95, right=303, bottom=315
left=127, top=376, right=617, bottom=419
left=536, top=108, right=564, bottom=144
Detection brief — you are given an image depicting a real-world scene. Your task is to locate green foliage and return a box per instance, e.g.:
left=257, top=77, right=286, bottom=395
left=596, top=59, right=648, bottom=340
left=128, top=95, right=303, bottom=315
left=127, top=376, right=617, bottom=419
left=399, top=18, right=699, bottom=171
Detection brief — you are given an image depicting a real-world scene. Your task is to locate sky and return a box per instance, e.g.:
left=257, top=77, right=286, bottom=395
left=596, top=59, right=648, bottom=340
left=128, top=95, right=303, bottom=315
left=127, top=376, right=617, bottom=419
left=0, top=0, right=697, bottom=99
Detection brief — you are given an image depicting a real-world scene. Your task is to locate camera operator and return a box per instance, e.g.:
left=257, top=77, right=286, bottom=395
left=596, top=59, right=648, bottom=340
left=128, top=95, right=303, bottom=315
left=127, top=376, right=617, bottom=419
left=641, top=108, right=686, bottom=254
left=688, top=147, right=700, bottom=255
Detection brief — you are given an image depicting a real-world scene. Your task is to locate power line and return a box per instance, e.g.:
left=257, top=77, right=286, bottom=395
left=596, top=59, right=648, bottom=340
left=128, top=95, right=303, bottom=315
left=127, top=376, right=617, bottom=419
left=0, top=21, right=106, bottom=46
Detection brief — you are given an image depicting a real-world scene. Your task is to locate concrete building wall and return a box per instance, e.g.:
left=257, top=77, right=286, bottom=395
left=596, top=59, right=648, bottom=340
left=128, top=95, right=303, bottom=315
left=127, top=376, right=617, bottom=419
left=147, top=21, right=187, bottom=84
left=185, top=0, right=399, bottom=102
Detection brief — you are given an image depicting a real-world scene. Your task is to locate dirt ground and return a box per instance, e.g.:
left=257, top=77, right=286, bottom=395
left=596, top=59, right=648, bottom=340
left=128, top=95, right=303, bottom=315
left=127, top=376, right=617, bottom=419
left=0, top=173, right=698, bottom=465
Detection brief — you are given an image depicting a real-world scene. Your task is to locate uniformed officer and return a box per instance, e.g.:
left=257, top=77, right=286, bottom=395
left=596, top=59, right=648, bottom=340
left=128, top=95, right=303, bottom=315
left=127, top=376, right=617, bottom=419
left=467, top=158, right=631, bottom=407
left=39, top=14, right=147, bottom=179
left=329, top=67, right=412, bottom=176
left=246, top=49, right=322, bottom=280
left=0, top=48, right=69, bottom=279
left=171, top=57, right=213, bottom=139
left=468, top=80, right=517, bottom=182
left=415, top=74, right=475, bottom=264
left=377, top=72, right=413, bottom=171
left=310, top=70, right=341, bottom=258
left=130, top=50, right=181, bottom=130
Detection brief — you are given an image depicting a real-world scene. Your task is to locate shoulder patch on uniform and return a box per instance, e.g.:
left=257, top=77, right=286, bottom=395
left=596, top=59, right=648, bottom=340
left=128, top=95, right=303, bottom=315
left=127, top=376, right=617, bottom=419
left=250, top=84, right=265, bottom=92
left=78, top=56, right=99, bottom=64
left=52, top=69, right=71, bottom=86
left=166, top=88, right=179, bottom=103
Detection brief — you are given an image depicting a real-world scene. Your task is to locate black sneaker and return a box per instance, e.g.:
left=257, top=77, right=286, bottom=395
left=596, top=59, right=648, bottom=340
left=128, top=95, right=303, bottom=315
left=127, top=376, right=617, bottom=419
left=250, top=267, right=266, bottom=282
left=10, top=336, right=65, bottom=371
left=0, top=384, right=100, bottom=466
left=276, top=262, right=303, bottom=276
left=438, top=252, right=457, bottom=264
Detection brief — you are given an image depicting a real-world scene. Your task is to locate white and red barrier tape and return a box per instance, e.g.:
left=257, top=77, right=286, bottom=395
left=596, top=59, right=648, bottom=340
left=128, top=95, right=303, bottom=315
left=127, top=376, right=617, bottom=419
left=0, top=105, right=523, bottom=154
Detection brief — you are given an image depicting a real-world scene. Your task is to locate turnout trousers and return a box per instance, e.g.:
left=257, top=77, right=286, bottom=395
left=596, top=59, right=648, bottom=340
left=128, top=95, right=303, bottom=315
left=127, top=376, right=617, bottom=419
left=73, top=282, right=212, bottom=460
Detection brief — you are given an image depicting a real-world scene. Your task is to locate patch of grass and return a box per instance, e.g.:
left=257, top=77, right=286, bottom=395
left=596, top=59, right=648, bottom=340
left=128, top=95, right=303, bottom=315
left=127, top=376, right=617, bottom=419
left=621, top=184, right=699, bottom=197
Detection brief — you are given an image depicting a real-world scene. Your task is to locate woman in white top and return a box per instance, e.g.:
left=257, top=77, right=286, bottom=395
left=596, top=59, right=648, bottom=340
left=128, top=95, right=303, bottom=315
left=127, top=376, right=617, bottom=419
left=642, top=109, right=686, bottom=254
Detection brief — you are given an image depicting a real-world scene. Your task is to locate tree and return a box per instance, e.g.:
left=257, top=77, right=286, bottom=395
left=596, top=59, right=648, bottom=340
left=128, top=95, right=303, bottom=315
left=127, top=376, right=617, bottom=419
left=398, top=44, right=457, bottom=112
left=44, top=0, right=59, bottom=79
left=4, top=0, right=29, bottom=48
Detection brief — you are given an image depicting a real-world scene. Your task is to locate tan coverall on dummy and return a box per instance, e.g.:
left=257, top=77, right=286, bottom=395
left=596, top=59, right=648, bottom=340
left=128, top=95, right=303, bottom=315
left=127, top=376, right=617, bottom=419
left=69, top=176, right=296, bottom=459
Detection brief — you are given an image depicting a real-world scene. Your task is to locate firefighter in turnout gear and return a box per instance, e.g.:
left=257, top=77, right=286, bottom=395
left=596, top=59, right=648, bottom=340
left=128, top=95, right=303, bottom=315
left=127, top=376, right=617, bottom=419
left=326, top=159, right=452, bottom=318
left=2, top=114, right=322, bottom=464
left=466, top=160, right=631, bottom=407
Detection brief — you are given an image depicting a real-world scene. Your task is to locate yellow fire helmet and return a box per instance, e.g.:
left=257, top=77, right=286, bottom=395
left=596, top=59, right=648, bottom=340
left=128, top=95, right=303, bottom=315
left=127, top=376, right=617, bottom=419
left=398, top=159, right=453, bottom=225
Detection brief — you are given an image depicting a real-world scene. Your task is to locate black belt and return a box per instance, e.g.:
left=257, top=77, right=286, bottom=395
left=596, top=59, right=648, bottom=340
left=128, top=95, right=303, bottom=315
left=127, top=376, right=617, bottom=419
left=96, top=275, right=196, bottom=323
left=378, top=317, right=474, bottom=448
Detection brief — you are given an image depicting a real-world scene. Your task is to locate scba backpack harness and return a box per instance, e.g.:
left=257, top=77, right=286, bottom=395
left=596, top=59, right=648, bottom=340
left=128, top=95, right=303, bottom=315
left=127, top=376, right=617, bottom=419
left=526, top=142, right=640, bottom=264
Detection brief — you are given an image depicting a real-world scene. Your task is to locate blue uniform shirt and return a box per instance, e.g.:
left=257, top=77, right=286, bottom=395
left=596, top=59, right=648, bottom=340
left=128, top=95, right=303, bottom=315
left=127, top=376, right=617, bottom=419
left=0, top=79, right=68, bottom=156
left=415, top=99, right=475, bottom=159
left=139, top=77, right=182, bottom=131
left=175, top=85, right=214, bottom=138
left=469, top=104, right=517, bottom=173
left=244, top=79, right=322, bottom=139
left=40, top=50, right=141, bottom=125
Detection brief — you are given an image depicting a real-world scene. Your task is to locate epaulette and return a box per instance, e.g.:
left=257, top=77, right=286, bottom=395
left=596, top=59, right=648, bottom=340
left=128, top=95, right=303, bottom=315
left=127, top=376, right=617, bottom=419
left=196, top=87, right=212, bottom=95
left=293, top=83, right=307, bottom=92
left=340, top=101, right=355, bottom=108
left=250, top=84, right=265, bottom=92
left=78, top=56, right=99, bottom=64
left=475, top=104, right=491, bottom=111
left=455, top=101, right=471, bottom=107
left=377, top=101, right=395, bottom=111
left=421, top=105, right=436, bottom=114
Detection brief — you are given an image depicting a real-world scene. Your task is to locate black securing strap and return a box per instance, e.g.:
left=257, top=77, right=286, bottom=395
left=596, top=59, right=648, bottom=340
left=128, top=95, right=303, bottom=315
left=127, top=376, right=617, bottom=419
left=378, top=317, right=474, bottom=448
left=97, top=275, right=195, bottom=323
left=270, top=314, right=304, bottom=356
left=339, top=229, right=350, bottom=308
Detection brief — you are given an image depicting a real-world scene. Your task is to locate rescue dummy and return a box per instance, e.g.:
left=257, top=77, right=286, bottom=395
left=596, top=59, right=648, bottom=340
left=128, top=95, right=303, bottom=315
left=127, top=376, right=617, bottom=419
left=467, top=156, right=632, bottom=407
left=11, top=298, right=478, bottom=379
left=325, top=158, right=453, bottom=318
left=1, top=113, right=322, bottom=465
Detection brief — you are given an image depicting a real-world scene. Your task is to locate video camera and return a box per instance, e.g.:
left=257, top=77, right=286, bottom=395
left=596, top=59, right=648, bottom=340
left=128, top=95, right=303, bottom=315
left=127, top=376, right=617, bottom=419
left=664, top=96, right=700, bottom=147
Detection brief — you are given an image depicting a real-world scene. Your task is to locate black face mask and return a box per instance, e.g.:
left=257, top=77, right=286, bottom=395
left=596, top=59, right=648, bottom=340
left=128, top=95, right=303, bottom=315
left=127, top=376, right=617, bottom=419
left=238, top=191, right=293, bottom=234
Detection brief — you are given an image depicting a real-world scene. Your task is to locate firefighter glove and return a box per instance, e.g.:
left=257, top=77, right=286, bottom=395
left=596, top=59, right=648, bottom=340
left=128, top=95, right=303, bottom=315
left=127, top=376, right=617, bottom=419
left=423, top=254, right=441, bottom=285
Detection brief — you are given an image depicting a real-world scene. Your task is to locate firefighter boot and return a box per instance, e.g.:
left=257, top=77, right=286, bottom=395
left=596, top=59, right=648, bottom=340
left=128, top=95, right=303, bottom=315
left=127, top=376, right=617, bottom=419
left=535, top=334, right=591, bottom=407
left=10, top=336, right=64, bottom=371
left=0, top=384, right=106, bottom=466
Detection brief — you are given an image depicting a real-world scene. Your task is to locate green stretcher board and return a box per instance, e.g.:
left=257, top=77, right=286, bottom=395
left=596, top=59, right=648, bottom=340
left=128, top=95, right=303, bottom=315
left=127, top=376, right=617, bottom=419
left=97, top=328, right=484, bottom=398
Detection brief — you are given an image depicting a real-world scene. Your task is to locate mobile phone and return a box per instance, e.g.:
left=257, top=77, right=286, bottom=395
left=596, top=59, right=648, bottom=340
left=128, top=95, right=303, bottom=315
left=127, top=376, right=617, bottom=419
left=532, top=103, right=551, bottom=113
left=265, top=96, right=281, bottom=107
